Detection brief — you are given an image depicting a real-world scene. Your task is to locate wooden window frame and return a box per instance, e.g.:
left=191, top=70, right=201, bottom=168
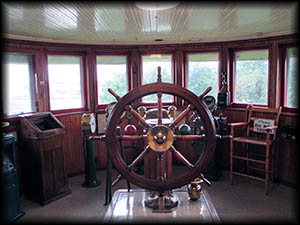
left=46, top=52, right=88, bottom=114
left=95, top=53, right=131, bottom=110
left=229, top=47, right=271, bottom=108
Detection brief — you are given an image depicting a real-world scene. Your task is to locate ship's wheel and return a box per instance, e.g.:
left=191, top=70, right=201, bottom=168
left=105, top=67, right=218, bottom=193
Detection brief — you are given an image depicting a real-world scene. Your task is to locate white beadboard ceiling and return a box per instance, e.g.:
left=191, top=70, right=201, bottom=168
left=2, top=1, right=298, bottom=45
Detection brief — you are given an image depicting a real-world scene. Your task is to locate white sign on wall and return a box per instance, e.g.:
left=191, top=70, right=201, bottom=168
left=253, top=119, right=275, bottom=134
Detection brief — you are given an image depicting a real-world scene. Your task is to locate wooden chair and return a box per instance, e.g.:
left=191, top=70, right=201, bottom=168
left=229, top=105, right=282, bottom=195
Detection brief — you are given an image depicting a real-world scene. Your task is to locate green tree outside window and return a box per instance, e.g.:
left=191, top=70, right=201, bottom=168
left=234, top=50, right=269, bottom=105
left=286, top=47, right=298, bottom=108
left=97, top=56, right=128, bottom=105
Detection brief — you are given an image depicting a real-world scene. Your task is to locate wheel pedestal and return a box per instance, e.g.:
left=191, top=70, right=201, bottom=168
left=144, top=190, right=178, bottom=212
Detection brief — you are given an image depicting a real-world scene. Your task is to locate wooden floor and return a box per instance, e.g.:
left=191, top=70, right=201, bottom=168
left=16, top=167, right=298, bottom=224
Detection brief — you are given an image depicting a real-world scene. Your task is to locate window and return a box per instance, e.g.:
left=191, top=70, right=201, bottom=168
left=186, top=52, right=219, bottom=99
left=3, top=53, right=37, bottom=116
left=96, top=55, right=128, bottom=106
left=233, top=49, right=269, bottom=105
left=284, top=47, right=298, bottom=108
left=142, top=54, right=173, bottom=103
left=47, top=54, right=85, bottom=111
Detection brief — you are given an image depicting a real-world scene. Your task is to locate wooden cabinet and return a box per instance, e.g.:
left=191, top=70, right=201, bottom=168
left=19, top=112, right=71, bottom=206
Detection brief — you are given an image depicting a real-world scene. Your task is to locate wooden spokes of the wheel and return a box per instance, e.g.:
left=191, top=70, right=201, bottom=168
left=105, top=68, right=217, bottom=192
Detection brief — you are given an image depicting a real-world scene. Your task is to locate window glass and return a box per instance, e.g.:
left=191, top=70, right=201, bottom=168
left=96, top=55, right=128, bottom=105
left=142, top=54, right=173, bottom=102
left=3, top=53, right=35, bottom=116
left=234, top=49, right=269, bottom=105
left=286, top=47, right=298, bottom=108
left=187, top=52, right=219, bottom=99
left=48, top=55, right=84, bottom=111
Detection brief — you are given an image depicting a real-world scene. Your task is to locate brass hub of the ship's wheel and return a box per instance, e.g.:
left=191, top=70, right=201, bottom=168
left=147, top=125, right=174, bottom=152
left=105, top=67, right=217, bottom=192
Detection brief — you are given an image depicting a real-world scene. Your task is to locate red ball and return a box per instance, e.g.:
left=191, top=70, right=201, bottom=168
left=124, top=124, right=137, bottom=135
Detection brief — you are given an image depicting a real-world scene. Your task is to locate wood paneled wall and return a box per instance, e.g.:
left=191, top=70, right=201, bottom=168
left=55, top=113, right=85, bottom=175
left=2, top=34, right=298, bottom=188
left=277, top=113, right=298, bottom=184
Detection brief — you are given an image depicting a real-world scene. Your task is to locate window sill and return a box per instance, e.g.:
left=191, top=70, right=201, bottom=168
left=51, top=108, right=86, bottom=116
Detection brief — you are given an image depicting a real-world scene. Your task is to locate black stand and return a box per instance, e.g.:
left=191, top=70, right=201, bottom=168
left=1, top=134, right=25, bottom=223
left=82, top=137, right=100, bottom=188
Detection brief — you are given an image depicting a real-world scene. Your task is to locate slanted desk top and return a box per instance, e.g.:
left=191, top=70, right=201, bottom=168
left=103, top=188, right=220, bottom=223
